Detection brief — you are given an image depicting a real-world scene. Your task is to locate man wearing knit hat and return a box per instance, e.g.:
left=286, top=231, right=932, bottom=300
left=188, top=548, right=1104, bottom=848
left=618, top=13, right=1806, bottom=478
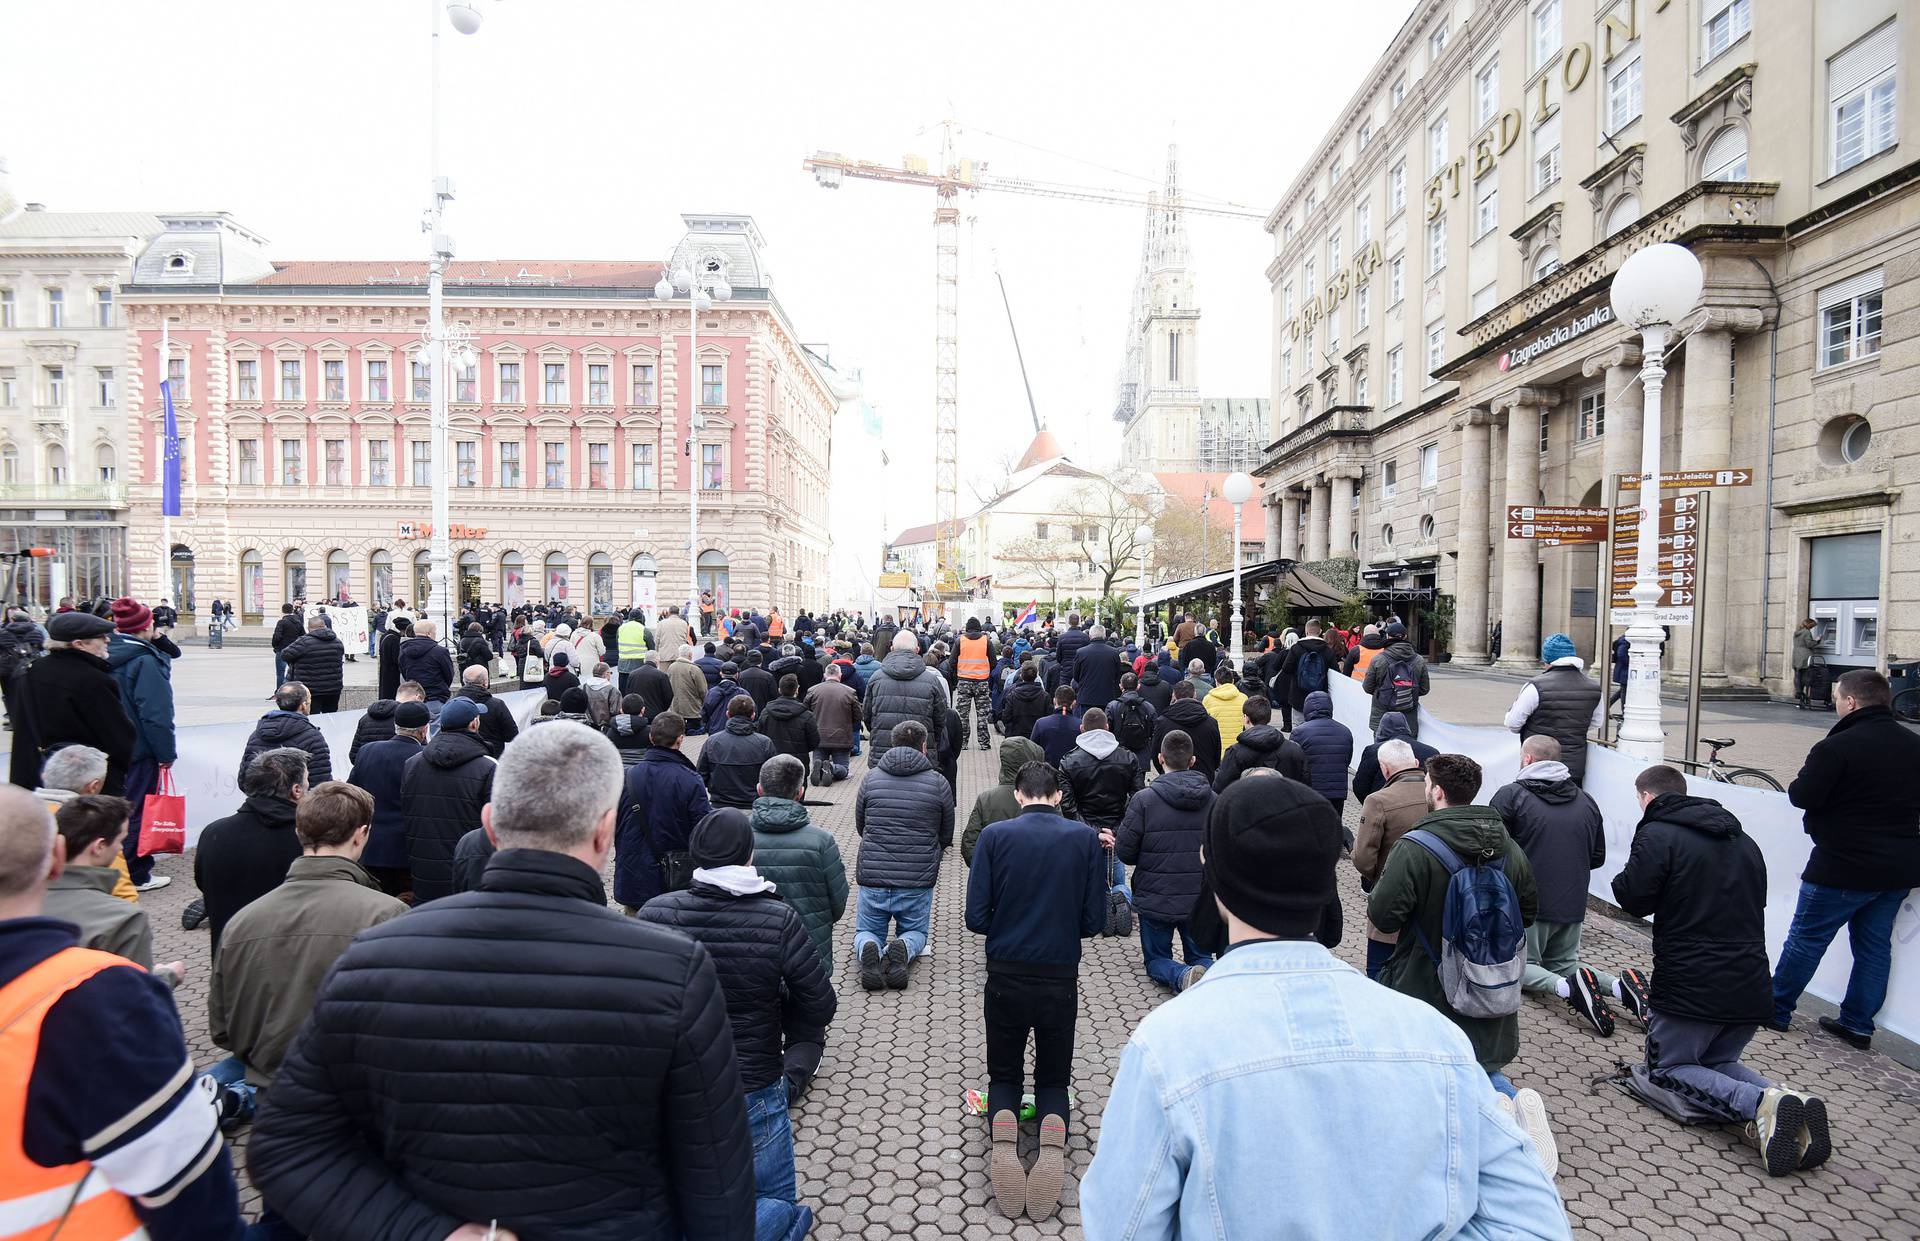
left=1083, top=775, right=1569, bottom=1239
left=105, top=598, right=177, bottom=890
left=399, top=695, right=494, bottom=903
left=1504, top=632, right=1605, bottom=782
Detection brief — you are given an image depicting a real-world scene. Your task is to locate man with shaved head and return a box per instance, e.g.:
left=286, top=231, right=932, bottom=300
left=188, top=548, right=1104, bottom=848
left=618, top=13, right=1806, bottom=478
left=0, top=784, right=244, bottom=1237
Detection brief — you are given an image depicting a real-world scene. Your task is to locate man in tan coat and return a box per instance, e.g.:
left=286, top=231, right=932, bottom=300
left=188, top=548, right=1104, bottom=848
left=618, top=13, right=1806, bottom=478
left=1352, top=739, right=1428, bottom=980
left=666, top=643, right=711, bottom=729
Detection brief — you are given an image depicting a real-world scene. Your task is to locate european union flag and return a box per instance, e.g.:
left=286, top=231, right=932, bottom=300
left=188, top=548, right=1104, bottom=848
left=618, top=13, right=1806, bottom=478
left=160, top=377, right=180, bottom=517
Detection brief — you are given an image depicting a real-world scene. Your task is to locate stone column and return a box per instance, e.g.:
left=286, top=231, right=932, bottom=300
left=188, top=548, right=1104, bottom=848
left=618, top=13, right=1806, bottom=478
left=1680, top=309, right=1764, bottom=690
left=1263, top=492, right=1282, bottom=560
left=1495, top=389, right=1556, bottom=671
left=1280, top=491, right=1302, bottom=559
left=1307, top=479, right=1331, bottom=562
left=1328, top=471, right=1355, bottom=561
left=1487, top=419, right=1506, bottom=622
left=1453, top=410, right=1494, bottom=663
left=1583, top=342, right=1644, bottom=510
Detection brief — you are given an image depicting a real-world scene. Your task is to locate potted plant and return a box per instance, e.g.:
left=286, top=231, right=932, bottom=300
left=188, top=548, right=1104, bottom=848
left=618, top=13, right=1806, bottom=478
left=1428, top=595, right=1456, bottom=663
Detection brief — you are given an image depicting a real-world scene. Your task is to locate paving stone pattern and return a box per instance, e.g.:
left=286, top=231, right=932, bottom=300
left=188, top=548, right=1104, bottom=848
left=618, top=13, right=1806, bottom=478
left=140, top=734, right=1920, bottom=1239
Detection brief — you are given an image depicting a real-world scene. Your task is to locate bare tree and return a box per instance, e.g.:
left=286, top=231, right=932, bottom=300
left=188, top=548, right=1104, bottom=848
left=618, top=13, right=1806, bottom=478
left=996, top=535, right=1076, bottom=614
left=1146, top=498, right=1214, bottom=583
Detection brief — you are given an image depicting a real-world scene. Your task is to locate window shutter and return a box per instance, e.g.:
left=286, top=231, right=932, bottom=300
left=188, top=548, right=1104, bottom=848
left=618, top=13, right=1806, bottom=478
left=1701, top=127, right=1747, bottom=178
left=1830, top=22, right=1896, bottom=103
left=1817, top=268, right=1883, bottom=313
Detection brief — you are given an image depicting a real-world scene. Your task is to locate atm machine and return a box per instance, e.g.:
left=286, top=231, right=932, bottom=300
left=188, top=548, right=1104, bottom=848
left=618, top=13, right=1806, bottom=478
left=1811, top=599, right=1879, bottom=671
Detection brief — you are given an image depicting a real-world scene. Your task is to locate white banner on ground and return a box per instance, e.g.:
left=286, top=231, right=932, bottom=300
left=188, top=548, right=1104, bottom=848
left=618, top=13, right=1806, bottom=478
left=1326, top=672, right=1920, bottom=1043
left=169, top=689, right=545, bottom=848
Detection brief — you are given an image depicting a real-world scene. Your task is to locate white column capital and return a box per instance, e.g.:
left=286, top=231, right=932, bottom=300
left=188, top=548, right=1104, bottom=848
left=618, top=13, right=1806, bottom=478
left=1491, top=387, right=1561, bottom=418
left=1679, top=305, right=1770, bottom=336
left=1449, top=406, right=1498, bottom=430
left=1581, top=342, right=1643, bottom=378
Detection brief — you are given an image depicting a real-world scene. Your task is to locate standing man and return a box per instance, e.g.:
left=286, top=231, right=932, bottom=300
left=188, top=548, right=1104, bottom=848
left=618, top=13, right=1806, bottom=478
left=966, top=761, right=1106, bottom=1223
left=1791, top=618, right=1822, bottom=709
left=399, top=697, right=495, bottom=903
left=248, top=723, right=755, bottom=1239
left=1771, top=668, right=1920, bottom=1050
left=1071, top=625, right=1124, bottom=716
left=613, top=710, right=711, bottom=913
left=280, top=613, right=348, bottom=714
left=271, top=602, right=302, bottom=689
left=853, top=719, right=952, bottom=991
left=1503, top=633, right=1604, bottom=782
left=617, top=607, right=650, bottom=680
left=377, top=613, right=412, bottom=700
left=1362, top=620, right=1430, bottom=738
left=1115, top=729, right=1215, bottom=992
left=1053, top=612, right=1089, bottom=685
left=953, top=616, right=997, bottom=752
left=106, top=598, right=177, bottom=891
left=1291, top=690, right=1354, bottom=819
left=667, top=644, right=710, bottom=728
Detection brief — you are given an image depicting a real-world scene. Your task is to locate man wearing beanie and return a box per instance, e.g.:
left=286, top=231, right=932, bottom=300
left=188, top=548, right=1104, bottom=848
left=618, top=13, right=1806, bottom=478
left=1362, top=619, right=1430, bottom=738
left=640, top=807, right=835, bottom=1241
left=348, top=698, right=432, bottom=898
left=399, top=695, right=494, bottom=903
left=965, top=761, right=1106, bottom=1223
left=1504, top=632, right=1605, bottom=782
left=1083, top=773, right=1569, bottom=1238
left=106, top=598, right=177, bottom=890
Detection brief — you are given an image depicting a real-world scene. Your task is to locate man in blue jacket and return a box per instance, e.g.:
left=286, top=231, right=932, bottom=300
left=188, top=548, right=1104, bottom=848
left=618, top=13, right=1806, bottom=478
left=346, top=701, right=431, bottom=898
left=106, top=598, right=176, bottom=890
left=965, top=760, right=1105, bottom=1223
left=614, top=711, right=712, bottom=914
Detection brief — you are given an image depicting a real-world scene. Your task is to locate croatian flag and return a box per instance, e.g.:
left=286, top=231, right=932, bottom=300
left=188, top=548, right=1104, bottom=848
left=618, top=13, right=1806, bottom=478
left=160, top=375, right=181, bottom=517
left=1015, top=600, right=1039, bottom=627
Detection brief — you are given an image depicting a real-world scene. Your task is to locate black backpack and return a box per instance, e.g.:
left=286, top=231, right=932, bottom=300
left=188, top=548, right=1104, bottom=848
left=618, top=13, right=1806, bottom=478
left=1295, top=645, right=1329, bottom=693
left=1375, top=656, right=1419, bottom=712
left=1110, top=695, right=1155, bottom=752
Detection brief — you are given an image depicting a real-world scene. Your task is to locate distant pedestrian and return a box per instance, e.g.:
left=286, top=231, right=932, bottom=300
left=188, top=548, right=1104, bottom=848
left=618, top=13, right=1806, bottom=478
left=1362, top=621, right=1429, bottom=738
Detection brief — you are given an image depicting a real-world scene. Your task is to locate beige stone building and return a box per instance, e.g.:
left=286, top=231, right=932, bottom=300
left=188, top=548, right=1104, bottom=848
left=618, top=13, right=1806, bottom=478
left=1258, top=0, right=1914, bottom=696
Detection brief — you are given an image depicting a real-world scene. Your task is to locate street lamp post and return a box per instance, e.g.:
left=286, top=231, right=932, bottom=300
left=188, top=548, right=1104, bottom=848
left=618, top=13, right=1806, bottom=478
left=653, top=266, right=731, bottom=637
left=1133, top=522, right=1153, bottom=653
left=1608, top=242, right=1703, bottom=762
left=1222, top=471, right=1254, bottom=670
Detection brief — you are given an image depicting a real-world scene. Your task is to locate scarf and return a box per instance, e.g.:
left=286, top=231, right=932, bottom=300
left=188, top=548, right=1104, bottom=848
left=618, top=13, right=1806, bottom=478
left=693, top=864, right=776, bottom=896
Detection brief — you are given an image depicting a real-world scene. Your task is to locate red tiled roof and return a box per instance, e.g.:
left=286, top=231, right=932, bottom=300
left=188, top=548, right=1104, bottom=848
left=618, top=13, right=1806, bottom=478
left=1153, top=471, right=1250, bottom=529
left=1016, top=429, right=1065, bottom=470
left=891, top=519, right=966, bottom=547
left=258, top=260, right=667, bottom=287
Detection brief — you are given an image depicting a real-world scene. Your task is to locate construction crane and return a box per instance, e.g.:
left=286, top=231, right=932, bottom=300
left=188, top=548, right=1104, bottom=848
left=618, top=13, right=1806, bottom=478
left=805, top=123, right=1265, bottom=598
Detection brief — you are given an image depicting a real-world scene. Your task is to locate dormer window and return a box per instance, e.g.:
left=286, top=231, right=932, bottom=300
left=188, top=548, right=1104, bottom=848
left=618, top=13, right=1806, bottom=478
left=164, top=251, right=193, bottom=276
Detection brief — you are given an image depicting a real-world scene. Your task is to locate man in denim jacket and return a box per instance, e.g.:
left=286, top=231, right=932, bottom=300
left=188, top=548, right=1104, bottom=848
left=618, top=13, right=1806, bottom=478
left=1082, top=775, right=1569, bottom=1241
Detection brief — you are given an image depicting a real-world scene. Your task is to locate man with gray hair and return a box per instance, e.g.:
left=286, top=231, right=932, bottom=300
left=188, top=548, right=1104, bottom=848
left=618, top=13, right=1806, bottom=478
left=863, top=628, right=948, bottom=763
left=667, top=642, right=710, bottom=728
left=196, top=747, right=310, bottom=952
left=250, top=721, right=755, bottom=1240
left=1353, top=738, right=1429, bottom=980
left=240, top=682, right=333, bottom=786
left=38, top=744, right=110, bottom=806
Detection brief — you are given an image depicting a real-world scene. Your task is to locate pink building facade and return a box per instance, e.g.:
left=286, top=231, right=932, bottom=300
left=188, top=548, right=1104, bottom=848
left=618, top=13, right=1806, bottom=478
left=119, top=214, right=837, bottom=623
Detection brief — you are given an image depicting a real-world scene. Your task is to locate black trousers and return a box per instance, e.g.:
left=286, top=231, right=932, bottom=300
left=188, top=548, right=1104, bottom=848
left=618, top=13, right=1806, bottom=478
left=985, top=969, right=1077, bottom=1125
left=311, top=690, right=341, bottom=714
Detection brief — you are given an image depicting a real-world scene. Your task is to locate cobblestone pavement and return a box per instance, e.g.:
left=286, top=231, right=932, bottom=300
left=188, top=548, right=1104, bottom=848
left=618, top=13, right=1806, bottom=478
left=137, top=732, right=1920, bottom=1239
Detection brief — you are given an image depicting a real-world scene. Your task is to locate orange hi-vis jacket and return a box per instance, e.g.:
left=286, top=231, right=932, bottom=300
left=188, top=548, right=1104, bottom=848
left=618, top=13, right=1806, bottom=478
left=957, top=635, right=991, bottom=681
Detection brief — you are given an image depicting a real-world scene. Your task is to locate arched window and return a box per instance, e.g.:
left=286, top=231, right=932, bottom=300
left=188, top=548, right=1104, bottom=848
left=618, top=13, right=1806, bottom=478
left=95, top=443, right=116, bottom=482
left=370, top=549, right=393, bottom=607
left=589, top=551, right=613, bottom=615
left=413, top=550, right=432, bottom=609
left=45, top=443, right=67, bottom=484
left=1604, top=194, right=1640, bottom=237
left=1700, top=127, right=1748, bottom=181
left=544, top=552, right=570, bottom=604
left=697, top=549, right=731, bottom=616
left=284, top=549, right=307, bottom=603
left=1532, top=245, right=1561, bottom=281
left=326, top=549, right=350, bottom=603
left=1381, top=524, right=1395, bottom=548
left=241, top=549, right=265, bottom=621
left=500, top=552, right=525, bottom=607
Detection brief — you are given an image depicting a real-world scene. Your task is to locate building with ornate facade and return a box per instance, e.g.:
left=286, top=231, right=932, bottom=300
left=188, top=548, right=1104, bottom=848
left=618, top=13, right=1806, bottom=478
left=1258, top=0, right=1913, bottom=696
left=120, top=213, right=838, bottom=623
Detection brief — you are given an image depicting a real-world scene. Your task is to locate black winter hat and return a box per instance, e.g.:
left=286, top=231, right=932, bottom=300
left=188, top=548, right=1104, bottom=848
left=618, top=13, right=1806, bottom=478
left=1204, top=775, right=1342, bottom=935
left=690, top=807, right=753, bottom=868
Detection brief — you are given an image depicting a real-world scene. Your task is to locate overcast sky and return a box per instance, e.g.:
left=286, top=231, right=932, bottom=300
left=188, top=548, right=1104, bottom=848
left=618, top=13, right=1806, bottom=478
left=8, top=0, right=1412, bottom=519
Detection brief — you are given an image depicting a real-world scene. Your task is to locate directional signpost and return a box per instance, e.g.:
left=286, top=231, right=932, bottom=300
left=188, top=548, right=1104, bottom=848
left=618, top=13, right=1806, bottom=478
left=1504, top=505, right=1608, bottom=543
left=1609, top=494, right=1707, bottom=624
left=1617, top=467, right=1754, bottom=490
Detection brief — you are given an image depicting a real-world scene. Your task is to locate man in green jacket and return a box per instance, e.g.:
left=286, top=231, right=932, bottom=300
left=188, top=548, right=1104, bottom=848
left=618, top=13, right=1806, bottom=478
left=748, top=753, right=848, bottom=1104
left=962, top=736, right=1080, bottom=865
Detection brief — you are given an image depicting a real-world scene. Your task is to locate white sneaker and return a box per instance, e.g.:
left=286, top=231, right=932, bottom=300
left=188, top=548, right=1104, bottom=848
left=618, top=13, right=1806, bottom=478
left=134, top=875, right=172, bottom=893
left=1512, top=1088, right=1559, bottom=1179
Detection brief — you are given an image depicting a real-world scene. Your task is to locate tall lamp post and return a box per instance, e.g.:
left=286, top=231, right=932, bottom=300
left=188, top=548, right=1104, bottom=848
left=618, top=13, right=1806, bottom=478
left=1608, top=242, right=1702, bottom=762
left=653, top=265, right=731, bottom=636
left=1222, top=471, right=1254, bottom=669
left=425, top=0, right=485, bottom=649
left=1133, top=522, right=1153, bottom=653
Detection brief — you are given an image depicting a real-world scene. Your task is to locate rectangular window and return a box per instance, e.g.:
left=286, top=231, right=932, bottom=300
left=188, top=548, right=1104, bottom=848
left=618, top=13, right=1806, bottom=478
left=1328, top=230, right=1342, bottom=272
left=587, top=363, right=611, bottom=406
left=1533, top=0, right=1561, bottom=68
left=1427, top=215, right=1447, bottom=271
left=44, top=366, right=64, bottom=405
left=44, top=287, right=63, bottom=328
left=0, top=368, right=14, bottom=406
left=1607, top=53, right=1643, bottom=131
left=1420, top=442, right=1439, bottom=488
left=365, top=359, right=388, bottom=402
left=631, top=361, right=656, bottom=405
left=1355, top=201, right=1372, bottom=249
left=1539, top=410, right=1551, bottom=454
left=1355, top=284, right=1371, bottom=332
left=411, top=439, right=432, bottom=487
left=1819, top=269, right=1884, bottom=368
left=1471, top=282, right=1499, bottom=317
left=1383, top=461, right=1399, bottom=498
left=456, top=440, right=478, bottom=488
left=278, top=358, right=303, bottom=402
left=1168, top=330, right=1180, bottom=383
left=1429, top=22, right=1450, bottom=59
left=1579, top=390, right=1606, bottom=440
left=1475, top=59, right=1500, bottom=126
left=1359, top=118, right=1374, bottom=150
left=0, top=289, right=13, bottom=327
left=237, top=438, right=259, bottom=485
left=497, top=361, right=521, bottom=404
left=280, top=438, right=303, bottom=485
left=95, top=366, right=114, bottom=407
left=1305, top=189, right=1318, bottom=215
left=701, top=442, right=723, bottom=489
left=93, top=287, right=112, bottom=327
left=702, top=363, right=724, bottom=406
left=323, top=359, right=346, bottom=402
left=1281, top=282, right=1294, bottom=319
left=1830, top=23, right=1897, bottom=175
left=543, top=441, right=566, bottom=488
left=1325, top=306, right=1340, bottom=353
left=631, top=442, right=656, bottom=489
left=235, top=358, right=259, bottom=401
left=1389, top=254, right=1405, bottom=303
left=368, top=438, right=391, bottom=487
left=1389, top=160, right=1407, bottom=213
left=411, top=359, right=431, bottom=402
left=587, top=441, right=609, bottom=489
left=543, top=362, right=567, bottom=404
left=1386, top=347, right=1404, bottom=403
left=1425, top=321, right=1446, bottom=377
left=324, top=438, right=346, bottom=486
left=498, top=440, right=521, bottom=487
left=1328, top=156, right=1342, bottom=188
left=1428, top=116, right=1449, bottom=174
left=1475, top=183, right=1498, bottom=238
left=166, top=356, right=186, bottom=397
left=1303, top=256, right=1316, bottom=293
left=1702, top=0, right=1749, bottom=64
left=455, top=361, right=477, bottom=404
left=1533, top=114, right=1562, bottom=192
left=1280, top=350, right=1293, bottom=388
left=1391, top=75, right=1407, bottom=109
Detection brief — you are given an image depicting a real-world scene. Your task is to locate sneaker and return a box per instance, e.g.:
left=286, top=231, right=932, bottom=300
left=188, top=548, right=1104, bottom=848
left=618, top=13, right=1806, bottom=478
left=1027, top=1115, right=1067, bottom=1222
left=883, top=939, right=911, bottom=990
left=1818, top=1015, right=1872, bottom=1051
left=859, top=942, right=884, bottom=991
left=1794, top=1090, right=1831, bottom=1170
left=181, top=898, right=208, bottom=931
left=1566, top=967, right=1616, bottom=1037
left=1615, top=968, right=1651, bottom=1023
left=198, top=1075, right=251, bottom=1135
left=1177, top=964, right=1207, bottom=993
left=988, top=1110, right=1025, bottom=1220
left=1511, top=1088, right=1559, bottom=1179
left=1750, top=1086, right=1807, bottom=1177
left=133, top=875, right=171, bottom=893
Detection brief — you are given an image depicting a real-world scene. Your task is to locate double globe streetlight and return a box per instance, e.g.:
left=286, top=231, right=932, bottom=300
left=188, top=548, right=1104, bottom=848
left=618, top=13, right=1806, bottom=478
left=653, top=266, right=731, bottom=634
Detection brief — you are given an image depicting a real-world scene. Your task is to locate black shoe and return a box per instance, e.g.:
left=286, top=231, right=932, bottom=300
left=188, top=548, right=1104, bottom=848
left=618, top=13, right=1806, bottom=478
left=859, top=942, right=884, bottom=991
left=883, top=938, right=911, bottom=989
left=181, top=898, right=207, bottom=931
left=1762, top=1017, right=1792, bottom=1034
left=1818, top=1015, right=1871, bottom=1050
left=1615, top=968, right=1651, bottom=1023
left=1567, top=967, right=1616, bottom=1036
left=1795, top=1091, right=1831, bottom=1169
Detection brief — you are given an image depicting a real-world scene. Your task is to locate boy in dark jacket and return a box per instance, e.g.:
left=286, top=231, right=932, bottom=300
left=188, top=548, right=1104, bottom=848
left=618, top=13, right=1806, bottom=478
left=640, top=807, right=835, bottom=1237
left=1612, top=764, right=1827, bottom=1177
left=997, top=664, right=1051, bottom=740
left=699, top=696, right=778, bottom=810
left=1115, top=728, right=1215, bottom=992
left=853, top=719, right=952, bottom=991
left=965, top=760, right=1106, bottom=1222
left=1149, top=680, right=1221, bottom=779
left=1212, top=694, right=1307, bottom=791
left=1290, top=690, right=1354, bottom=815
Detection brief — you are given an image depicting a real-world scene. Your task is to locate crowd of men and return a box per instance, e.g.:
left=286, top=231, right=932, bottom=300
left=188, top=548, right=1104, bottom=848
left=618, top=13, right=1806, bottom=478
left=0, top=593, right=1913, bottom=1239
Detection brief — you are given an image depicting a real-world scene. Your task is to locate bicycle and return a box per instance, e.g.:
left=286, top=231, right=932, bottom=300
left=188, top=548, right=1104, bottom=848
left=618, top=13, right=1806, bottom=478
left=1889, top=658, right=1920, bottom=724
left=1672, top=736, right=1783, bottom=791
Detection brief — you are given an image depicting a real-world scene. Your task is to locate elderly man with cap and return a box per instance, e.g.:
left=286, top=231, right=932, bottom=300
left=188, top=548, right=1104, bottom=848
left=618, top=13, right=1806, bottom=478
left=347, top=699, right=434, bottom=898
left=399, top=696, right=495, bottom=903
left=639, top=806, right=835, bottom=1241
left=1082, top=775, right=1570, bottom=1240
left=105, top=599, right=178, bottom=890
left=1504, top=633, right=1604, bottom=783
left=15, top=609, right=134, bottom=794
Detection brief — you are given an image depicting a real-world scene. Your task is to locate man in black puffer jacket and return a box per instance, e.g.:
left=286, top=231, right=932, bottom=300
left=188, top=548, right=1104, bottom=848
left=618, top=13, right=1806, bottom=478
left=399, top=696, right=495, bottom=903
left=737, top=650, right=777, bottom=714
left=756, top=675, right=820, bottom=776
left=640, top=807, right=836, bottom=1238
left=862, top=633, right=948, bottom=760
left=1058, top=708, right=1140, bottom=832
left=1149, top=680, right=1221, bottom=780
left=852, top=719, right=952, bottom=991
left=280, top=615, right=347, bottom=713
left=1291, top=690, right=1354, bottom=815
left=250, top=721, right=755, bottom=1240
left=455, top=666, right=519, bottom=757
left=1116, top=728, right=1216, bottom=992
left=396, top=622, right=456, bottom=705
left=699, top=696, right=777, bottom=810
left=998, top=663, right=1050, bottom=740
left=1212, top=694, right=1307, bottom=791
left=240, top=683, right=333, bottom=786
left=349, top=696, right=399, bottom=765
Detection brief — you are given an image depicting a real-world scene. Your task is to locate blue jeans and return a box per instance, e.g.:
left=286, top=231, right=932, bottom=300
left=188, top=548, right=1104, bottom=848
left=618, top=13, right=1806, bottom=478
left=1365, top=938, right=1395, bottom=980
left=1138, top=915, right=1211, bottom=989
left=207, top=1055, right=258, bottom=1122
left=1771, top=881, right=1911, bottom=1036
left=273, top=654, right=286, bottom=688
left=748, top=1080, right=809, bottom=1241
left=1487, top=1070, right=1517, bottom=1098
left=849, top=721, right=862, bottom=758
left=854, top=886, right=934, bottom=959
left=1109, top=855, right=1130, bottom=899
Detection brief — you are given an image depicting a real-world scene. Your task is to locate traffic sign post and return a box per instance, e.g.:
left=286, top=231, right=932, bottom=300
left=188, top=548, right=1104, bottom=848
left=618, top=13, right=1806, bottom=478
left=1616, top=467, right=1754, bottom=489
left=1506, top=505, right=1608, bottom=543
left=1600, top=490, right=1713, bottom=762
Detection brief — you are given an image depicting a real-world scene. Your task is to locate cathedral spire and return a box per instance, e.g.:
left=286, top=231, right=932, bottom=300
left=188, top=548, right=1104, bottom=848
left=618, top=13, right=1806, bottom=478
left=1148, top=144, right=1189, bottom=272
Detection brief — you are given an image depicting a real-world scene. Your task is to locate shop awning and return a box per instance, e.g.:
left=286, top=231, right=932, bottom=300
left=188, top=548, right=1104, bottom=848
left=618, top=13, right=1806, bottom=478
left=1130, top=559, right=1347, bottom=611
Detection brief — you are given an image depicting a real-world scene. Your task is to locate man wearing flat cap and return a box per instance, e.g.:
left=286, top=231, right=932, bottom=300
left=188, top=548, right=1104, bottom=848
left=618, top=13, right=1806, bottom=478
left=15, top=610, right=133, bottom=794
left=347, top=699, right=434, bottom=900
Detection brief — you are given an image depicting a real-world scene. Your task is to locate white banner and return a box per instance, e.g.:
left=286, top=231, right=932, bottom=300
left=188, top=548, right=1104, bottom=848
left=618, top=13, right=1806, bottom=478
left=170, top=689, right=545, bottom=847
left=1326, top=672, right=1920, bottom=1043
left=319, top=604, right=370, bottom=651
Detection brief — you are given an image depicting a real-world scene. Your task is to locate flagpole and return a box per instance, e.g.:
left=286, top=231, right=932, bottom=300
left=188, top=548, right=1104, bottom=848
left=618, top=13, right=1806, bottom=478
left=158, top=316, right=169, bottom=607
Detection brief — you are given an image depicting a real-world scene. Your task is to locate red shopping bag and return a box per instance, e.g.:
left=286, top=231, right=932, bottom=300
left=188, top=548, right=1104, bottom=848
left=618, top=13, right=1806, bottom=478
left=140, top=767, right=186, bottom=856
